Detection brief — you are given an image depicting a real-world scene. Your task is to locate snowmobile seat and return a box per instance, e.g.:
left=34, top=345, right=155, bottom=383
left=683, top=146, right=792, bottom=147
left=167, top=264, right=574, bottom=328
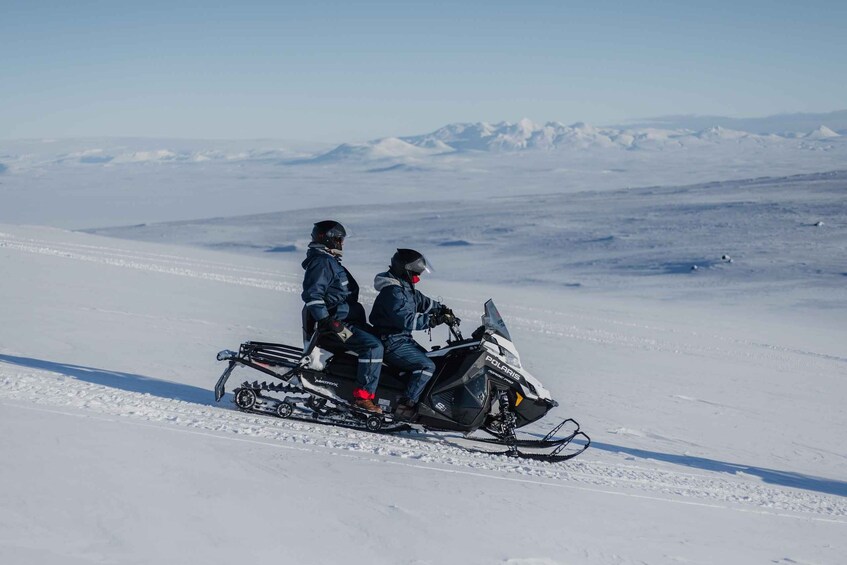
left=322, top=349, right=407, bottom=390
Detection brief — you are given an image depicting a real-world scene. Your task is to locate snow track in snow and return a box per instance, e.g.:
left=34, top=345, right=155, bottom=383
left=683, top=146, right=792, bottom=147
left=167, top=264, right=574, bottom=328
left=0, top=231, right=301, bottom=293
left=1, top=366, right=844, bottom=524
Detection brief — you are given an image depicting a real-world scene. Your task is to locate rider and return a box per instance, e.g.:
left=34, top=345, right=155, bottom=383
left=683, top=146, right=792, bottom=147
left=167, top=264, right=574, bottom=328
left=369, top=249, right=455, bottom=418
left=301, top=220, right=384, bottom=414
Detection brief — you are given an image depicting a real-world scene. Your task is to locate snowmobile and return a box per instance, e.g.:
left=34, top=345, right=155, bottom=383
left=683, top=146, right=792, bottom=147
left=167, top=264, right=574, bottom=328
left=214, top=299, right=589, bottom=462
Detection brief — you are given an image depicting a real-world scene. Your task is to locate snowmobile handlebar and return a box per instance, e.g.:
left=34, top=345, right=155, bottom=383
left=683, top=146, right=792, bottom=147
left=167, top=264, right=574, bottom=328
left=446, top=315, right=463, bottom=341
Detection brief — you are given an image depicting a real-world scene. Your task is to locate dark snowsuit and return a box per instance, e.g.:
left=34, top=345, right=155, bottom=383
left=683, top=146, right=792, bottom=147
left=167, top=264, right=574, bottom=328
left=369, top=271, right=441, bottom=402
left=301, top=244, right=382, bottom=398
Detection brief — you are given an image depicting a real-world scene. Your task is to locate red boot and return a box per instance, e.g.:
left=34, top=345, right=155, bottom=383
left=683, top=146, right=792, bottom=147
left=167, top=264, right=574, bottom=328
left=353, top=398, right=383, bottom=414
left=352, top=388, right=383, bottom=414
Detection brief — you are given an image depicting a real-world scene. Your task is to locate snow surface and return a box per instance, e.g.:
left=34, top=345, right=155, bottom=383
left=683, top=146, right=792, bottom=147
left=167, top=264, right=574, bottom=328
left=1, top=123, right=846, bottom=563
left=2, top=124, right=847, bottom=229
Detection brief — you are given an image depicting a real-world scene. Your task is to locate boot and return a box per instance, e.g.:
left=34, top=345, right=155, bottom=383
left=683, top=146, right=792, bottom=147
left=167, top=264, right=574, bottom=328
left=353, top=398, right=383, bottom=414
left=393, top=398, right=417, bottom=421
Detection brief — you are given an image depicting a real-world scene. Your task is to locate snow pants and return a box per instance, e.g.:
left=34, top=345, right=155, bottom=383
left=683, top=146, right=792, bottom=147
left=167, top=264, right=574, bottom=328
left=320, top=325, right=384, bottom=399
left=382, top=334, right=436, bottom=403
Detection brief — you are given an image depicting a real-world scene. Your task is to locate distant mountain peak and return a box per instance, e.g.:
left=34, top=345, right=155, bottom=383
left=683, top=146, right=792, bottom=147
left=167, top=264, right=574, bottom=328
left=805, top=125, right=840, bottom=139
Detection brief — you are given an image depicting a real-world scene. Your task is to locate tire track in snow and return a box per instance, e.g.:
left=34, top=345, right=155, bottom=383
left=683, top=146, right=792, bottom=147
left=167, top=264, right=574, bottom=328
left=1, top=365, right=845, bottom=522
left=0, top=233, right=300, bottom=293
left=2, top=230, right=299, bottom=279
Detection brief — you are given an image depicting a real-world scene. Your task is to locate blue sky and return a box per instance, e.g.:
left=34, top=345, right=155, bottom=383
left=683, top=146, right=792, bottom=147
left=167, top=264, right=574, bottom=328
left=2, top=0, right=845, bottom=141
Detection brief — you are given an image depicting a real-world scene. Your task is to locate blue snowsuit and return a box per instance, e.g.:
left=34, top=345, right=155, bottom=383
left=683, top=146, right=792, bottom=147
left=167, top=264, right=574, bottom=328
left=369, top=271, right=441, bottom=402
left=301, top=244, right=383, bottom=398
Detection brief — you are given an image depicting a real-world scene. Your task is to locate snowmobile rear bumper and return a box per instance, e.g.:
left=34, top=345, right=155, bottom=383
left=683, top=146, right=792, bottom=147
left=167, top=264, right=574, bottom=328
left=214, top=341, right=306, bottom=402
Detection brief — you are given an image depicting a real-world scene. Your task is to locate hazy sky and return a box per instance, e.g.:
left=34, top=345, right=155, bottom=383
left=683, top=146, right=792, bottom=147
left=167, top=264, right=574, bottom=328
left=2, top=0, right=845, bottom=142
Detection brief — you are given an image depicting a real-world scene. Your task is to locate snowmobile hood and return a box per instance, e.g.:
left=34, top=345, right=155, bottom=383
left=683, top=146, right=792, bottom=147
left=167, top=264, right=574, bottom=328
left=373, top=270, right=405, bottom=292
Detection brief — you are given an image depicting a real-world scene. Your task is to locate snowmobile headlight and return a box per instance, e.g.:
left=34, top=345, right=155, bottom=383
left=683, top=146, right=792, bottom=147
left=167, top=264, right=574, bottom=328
left=503, top=350, right=522, bottom=369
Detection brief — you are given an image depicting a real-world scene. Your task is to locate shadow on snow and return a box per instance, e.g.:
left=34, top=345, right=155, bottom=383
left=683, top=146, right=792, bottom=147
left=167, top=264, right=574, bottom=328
left=0, top=353, right=218, bottom=408
left=584, top=440, right=847, bottom=498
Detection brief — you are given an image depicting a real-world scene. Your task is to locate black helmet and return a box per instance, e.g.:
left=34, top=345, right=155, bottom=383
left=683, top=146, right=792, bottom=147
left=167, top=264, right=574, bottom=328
left=311, top=220, right=346, bottom=250
left=390, top=248, right=431, bottom=281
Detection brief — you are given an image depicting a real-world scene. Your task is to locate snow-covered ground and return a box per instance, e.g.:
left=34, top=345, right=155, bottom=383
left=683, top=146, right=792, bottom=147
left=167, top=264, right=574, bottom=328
left=88, top=170, right=847, bottom=307
left=1, top=121, right=846, bottom=563
left=1, top=218, right=845, bottom=564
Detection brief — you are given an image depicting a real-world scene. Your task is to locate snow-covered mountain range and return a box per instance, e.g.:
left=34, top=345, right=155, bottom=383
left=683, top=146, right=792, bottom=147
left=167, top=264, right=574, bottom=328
left=2, top=112, right=847, bottom=230
left=0, top=138, right=316, bottom=171
left=1, top=115, right=844, bottom=171
left=306, top=119, right=844, bottom=163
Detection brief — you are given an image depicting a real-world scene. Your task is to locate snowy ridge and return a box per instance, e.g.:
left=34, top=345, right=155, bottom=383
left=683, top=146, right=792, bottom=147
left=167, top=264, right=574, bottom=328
left=306, top=137, right=449, bottom=163
left=2, top=118, right=845, bottom=172
left=805, top=125, right=841, bottom=140
left=5, top=127, right=847, bottom=230
left=2, top=369, right=844, bottom=522
left=0, top=138, right=311, bottom=171
left=284, top=119, right=847, bottom=164
left=330, top=119, right=845, bottom=159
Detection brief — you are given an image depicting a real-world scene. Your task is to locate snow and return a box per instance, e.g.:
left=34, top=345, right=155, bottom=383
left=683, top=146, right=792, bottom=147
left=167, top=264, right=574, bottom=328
left=3, top=129, right=847, bottom=230
left=1, top=123, right=847, bottom=563
left=309, top=137, right=448, bottom=163
left=805, top=125, right=841, bottom=140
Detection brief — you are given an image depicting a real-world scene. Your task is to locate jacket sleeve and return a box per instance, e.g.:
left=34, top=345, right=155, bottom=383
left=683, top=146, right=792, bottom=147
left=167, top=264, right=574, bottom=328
left=415, top=291, right=441, bottom=330
left=302, top=259, right=333, bottom=321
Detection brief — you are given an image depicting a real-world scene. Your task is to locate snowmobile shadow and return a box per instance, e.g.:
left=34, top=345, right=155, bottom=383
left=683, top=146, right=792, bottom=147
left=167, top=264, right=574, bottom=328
left=0, top=354, right=217, bottom=408
left=586, top=440, right=847, bottom=498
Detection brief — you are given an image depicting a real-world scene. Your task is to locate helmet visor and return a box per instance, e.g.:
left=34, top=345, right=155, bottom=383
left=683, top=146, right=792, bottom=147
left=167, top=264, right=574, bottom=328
left=315, top=222, right=347, bottom=250
left=407, top=253, right=433, bottom=275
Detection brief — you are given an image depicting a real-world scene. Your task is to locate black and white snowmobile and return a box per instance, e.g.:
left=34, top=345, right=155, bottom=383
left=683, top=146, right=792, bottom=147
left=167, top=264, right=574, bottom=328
left=214, top=299, right=589, bottom=462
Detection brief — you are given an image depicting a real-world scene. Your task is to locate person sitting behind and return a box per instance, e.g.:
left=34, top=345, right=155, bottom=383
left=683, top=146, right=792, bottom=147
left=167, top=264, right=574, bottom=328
left=301, top=220, right=384, bottom=414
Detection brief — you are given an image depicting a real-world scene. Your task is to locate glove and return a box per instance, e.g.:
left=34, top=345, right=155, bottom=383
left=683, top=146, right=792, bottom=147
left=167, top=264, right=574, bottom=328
left=441, top=308, right=456, bottom=326
left=428, top=306, right=456, bottom=328
left=317, top=317, right=353, bottom=343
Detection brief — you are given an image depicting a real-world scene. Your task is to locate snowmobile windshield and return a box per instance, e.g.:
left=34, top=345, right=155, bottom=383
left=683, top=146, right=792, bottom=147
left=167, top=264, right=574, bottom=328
left=482, top=299, right=511, bottom=341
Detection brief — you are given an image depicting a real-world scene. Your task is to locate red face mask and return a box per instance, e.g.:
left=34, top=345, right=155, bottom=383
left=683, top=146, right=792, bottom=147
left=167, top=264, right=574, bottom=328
left=410, top=274, right=421, bottom=284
